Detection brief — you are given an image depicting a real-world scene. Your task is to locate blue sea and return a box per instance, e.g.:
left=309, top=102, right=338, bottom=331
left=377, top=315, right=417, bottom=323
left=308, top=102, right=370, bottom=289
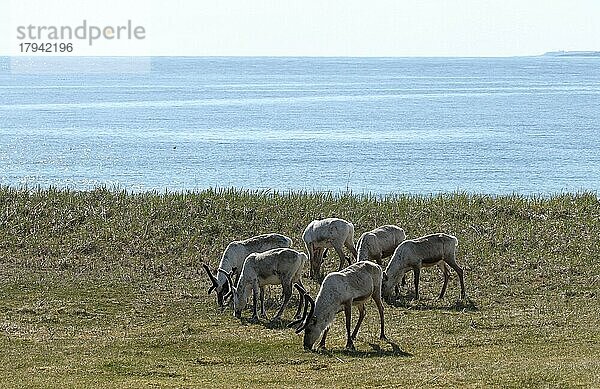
left=1, top=56, right=599, bottom=195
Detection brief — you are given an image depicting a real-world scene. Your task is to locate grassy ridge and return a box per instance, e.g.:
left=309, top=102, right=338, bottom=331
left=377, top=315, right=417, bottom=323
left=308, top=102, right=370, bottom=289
left=1, top=187, right=599, bottom=387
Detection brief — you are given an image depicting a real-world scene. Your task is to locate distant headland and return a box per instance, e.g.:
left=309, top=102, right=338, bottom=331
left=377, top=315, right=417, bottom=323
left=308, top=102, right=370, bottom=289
left=543, top=50, right=600, bottom=57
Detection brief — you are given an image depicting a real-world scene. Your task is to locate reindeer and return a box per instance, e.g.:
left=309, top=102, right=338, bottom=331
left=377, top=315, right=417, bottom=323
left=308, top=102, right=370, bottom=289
left=202, top=233, right=292, bottom=307
left=382, top=233, right=466, bottom=301
left=289, top=260, right=387, bottom=351
left=302, top=218, right=357, bottom=281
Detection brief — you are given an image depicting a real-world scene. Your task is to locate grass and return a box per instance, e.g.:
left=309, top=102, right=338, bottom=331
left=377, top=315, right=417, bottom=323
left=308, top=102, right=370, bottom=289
left=1, top=186, right=599, bottom=388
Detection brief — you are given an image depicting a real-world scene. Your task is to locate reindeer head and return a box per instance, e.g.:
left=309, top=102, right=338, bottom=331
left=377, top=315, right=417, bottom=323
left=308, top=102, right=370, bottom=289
left=288, top=291, right=320, bottom=350
left=202, top=263, right=236, bottom=308
left=381, top=270, right=395, bottom=302
left=219, top=268, right=245, bottom=318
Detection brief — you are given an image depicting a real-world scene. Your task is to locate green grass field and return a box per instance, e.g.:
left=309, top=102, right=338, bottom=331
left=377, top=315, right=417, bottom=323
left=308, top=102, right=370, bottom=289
left=1, top=187, right=599, bottom=388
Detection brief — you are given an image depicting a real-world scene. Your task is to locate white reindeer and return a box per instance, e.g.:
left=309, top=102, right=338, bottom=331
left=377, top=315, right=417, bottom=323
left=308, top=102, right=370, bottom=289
left=356, top=224, right=406, bottom=264
left=302, top=217, right=357, bottom=280
left=202, top=233, right=292, bottom=307
left=382, top=233, right=466, bottom=301
left=289, top=260, right=387, bottom=351
left=221, top=248, right=307, bottom=321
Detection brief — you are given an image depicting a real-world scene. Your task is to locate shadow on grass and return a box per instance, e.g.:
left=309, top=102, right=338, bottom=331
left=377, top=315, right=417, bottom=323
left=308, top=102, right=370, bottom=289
left=237, top=316, right=299, bottom=330
left=388, top=296, right=479, bottom=312
left=317, top=339, right=412, bottom=358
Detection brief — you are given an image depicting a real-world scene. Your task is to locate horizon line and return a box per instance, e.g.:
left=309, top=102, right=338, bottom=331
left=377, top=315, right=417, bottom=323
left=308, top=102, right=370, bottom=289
left=4, top=53, right=597, bottom=59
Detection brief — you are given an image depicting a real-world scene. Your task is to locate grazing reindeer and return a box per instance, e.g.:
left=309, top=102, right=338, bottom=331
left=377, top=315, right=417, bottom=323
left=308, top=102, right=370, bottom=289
left=382, top=233, right=466, bottom=301
left=202, top=233, right=292, bottom=307
left=356, top=224, right=406, bottom=265
left=302, top=218, right=357, bottom=280
left=222, top=248, right=307, bottom=321
left=289, top=260, right=387, bottom=351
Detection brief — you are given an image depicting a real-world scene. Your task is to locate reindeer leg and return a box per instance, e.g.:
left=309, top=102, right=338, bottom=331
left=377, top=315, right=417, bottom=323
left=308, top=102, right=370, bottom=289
left=438, top=262, right=450, bottom=299
left=373, top=292, right=387, bottom=341
left=351, top=304, right=366, bottom=340
left=344, top=302, right=355, bottom=350
left=273, top=281, right=292, bottom=321
left=316, top=247, right=325, bottom=280
left=413, top=266, right=421, bottom=300
left=259, top=287, right=267, bottom=318
left=310, top=247, right=324, bottom=281
left=333, top=243, right=347, bottom=271
left=446, top=255, right=466, bottom=299
left=345, top=237, right=357, bottom=264
left=251, top=286, right=260, bottom=321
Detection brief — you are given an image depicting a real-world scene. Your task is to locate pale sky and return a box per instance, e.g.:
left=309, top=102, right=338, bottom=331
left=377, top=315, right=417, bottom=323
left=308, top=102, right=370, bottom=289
left=2, top=0, right=600, bottom=56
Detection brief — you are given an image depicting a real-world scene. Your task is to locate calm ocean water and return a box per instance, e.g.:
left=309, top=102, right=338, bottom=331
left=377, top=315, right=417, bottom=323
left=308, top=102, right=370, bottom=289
left=1, top=56, right=599, bottom=195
